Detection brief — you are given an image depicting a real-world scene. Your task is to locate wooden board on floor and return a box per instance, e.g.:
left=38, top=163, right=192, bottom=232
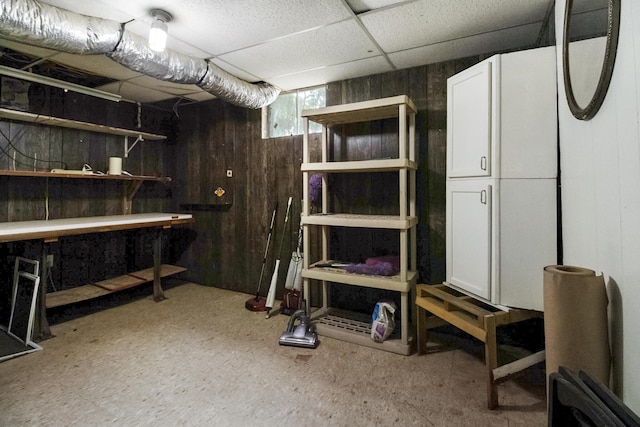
left=95, top=275, right=146, bottom=292
left=128, top=264, right=187, bottom=282
left=46, top=264, right=188, bottom=309
left=46, top=285, right=111, bottom=309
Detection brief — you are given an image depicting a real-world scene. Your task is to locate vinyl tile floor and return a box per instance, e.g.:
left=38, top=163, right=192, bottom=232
left=0, top=282, right=547, bottom=426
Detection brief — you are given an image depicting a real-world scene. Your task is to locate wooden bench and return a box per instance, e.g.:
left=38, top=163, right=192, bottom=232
left=415, top=284, right=545, bottom=409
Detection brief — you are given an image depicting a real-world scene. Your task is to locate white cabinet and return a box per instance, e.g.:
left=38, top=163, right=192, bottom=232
left=447, top=61, right=492, bottom=178
left=447, top=179, right=492, bottom=300
left=446, top=46, right=557, bottom=311
left=301, top=95, right=417, bottom=355
left=447, top=47, right=557, bottom=180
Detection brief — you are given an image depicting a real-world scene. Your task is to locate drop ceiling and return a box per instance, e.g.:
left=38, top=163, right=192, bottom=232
left=0, top=0, right=557, bottom=105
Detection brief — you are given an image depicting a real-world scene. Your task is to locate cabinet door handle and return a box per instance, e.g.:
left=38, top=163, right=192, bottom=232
left=480, top=156, right=487, bottom=171
left=480, top=190, right=487, bottom=205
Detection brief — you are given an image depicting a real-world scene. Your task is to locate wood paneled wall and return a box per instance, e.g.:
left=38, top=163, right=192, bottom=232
left=174, top=56, right=485, bottom=310
left=173, top=102, right=313, bottom=296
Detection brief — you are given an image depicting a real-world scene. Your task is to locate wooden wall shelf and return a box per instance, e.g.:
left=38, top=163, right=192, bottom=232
left=0, top=107, right=166, bottom=140
left=0, top=169, right=171, bottom=182
left=0, top=107, right=167, bottom=158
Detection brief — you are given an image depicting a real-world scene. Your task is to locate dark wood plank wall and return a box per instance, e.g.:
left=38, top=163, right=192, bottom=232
left=173, top=56, right=487, bottom=312
left=173, top=102, right=319, bottom=297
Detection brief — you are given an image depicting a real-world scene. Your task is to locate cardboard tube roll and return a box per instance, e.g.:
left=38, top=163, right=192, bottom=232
left=109, top=157, right=122, bottom=175
left=543, top=265, right=611, bottom=385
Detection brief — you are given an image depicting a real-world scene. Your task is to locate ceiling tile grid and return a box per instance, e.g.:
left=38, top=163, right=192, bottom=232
left=217, top=19, right=382, bottom=80
left=0, top=0, right=557, bottom=104
left=388, top=22, right=544, bottom=69
left=359, top=0, right=550, bottom=52
left=268, top=55, right=394, bottom=92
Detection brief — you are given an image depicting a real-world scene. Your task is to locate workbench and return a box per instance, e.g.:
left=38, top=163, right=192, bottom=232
left=0, top=213, right=193, bottom=339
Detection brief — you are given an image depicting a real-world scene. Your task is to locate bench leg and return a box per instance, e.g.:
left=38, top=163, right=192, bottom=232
left=484, top=315, right=498, bottom=409
left=153, top=228, right=166, bottom=302
left=416, top=305, right=427, bottom=355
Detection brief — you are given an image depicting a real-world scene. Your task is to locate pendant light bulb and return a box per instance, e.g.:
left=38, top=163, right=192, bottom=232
left=148, top=9, right=172, bottom=52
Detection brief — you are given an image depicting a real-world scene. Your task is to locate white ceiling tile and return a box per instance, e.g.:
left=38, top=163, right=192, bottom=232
left=208, top=59, right=261, bottom=84
left=346, top=0, right=407, bottom=14
left=168, top=0, right=353, bottom=56
left=360, top=0, right=551, bottom=52
left=39, top=0, right=138, bottom=21
left=217, top=19, right=379, bottom=80
left=268, top=56, right=394, bottom=91
left=388, top=23, right=544, bottom=68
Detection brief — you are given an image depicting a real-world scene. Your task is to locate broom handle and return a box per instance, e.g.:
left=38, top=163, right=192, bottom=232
left=265, top=197, right=292, bottom=312
left=255, top=202, right=278, bottom=297
left=264, top=202, right=278, bottom=260
left=276, top=197, right=292, bottom=259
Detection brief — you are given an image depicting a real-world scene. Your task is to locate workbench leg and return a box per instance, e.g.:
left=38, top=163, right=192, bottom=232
left=484, top=315, right=498, bottom=409
left=416, top=305, right=427, bottom=355
left=36, top=245, right=52, bottom=341
left=152, top=228, right=166, bottom=302
left=400, top=291, right=409, bottom=346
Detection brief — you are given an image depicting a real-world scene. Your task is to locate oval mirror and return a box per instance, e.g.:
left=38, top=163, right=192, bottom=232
left=562, top=0, right=621, bottom=120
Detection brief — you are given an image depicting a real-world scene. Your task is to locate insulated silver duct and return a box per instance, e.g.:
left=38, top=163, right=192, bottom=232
left=0, top=0, right=280, bottom=108
left=108, top=31, right=208, bottom=84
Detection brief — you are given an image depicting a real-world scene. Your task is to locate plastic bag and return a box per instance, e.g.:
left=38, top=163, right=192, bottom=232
left=371, top=301, right=396, bottom=342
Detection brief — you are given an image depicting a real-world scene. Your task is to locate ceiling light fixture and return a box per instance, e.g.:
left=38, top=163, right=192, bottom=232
left=0, top=65, right=121, bottom=102
left=148, top=9, right=172, bottom=53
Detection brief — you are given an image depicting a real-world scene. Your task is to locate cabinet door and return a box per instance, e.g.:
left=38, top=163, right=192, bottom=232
left=447, top=60, right=492, bottom=178
left=446, top=180, right=492, bottom=300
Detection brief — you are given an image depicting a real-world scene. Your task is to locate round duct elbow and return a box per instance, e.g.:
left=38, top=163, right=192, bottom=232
left=198, top=62, right=281, bottom=109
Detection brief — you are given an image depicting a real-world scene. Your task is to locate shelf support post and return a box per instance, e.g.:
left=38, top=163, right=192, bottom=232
left=122, top=180, right=144, bottom=215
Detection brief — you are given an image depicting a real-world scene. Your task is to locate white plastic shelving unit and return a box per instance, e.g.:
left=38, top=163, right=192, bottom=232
left=301, top=95, right=418, bottom=355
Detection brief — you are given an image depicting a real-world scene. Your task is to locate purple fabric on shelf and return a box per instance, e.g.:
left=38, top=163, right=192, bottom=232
left=309, top=173, right=323, bottom=203
left=346, top=262, right=395, bottom=276
left=345, top=255, right=400, bottom=276
left=366, top=256, right=400, bottom=273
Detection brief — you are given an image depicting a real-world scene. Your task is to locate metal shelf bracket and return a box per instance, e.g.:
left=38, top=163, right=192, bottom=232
left=124, top=135, right=144, bottom=158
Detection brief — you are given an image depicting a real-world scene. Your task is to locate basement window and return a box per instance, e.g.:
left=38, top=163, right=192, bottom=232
left=262, top=85, right=326, bottom=138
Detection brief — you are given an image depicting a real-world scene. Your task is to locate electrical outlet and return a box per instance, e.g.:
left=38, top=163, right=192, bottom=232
left=46, top=254, right=54, bottom=267
left=226, top=169, right=233, bottom=178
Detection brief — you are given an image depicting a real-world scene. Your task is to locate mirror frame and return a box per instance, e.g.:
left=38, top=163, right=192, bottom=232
left=562, top=0, right=621, bottom=120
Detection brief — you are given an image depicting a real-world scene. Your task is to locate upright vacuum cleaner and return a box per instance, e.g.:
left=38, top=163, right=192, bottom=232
left=278, top=301, right=318, bottom=348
